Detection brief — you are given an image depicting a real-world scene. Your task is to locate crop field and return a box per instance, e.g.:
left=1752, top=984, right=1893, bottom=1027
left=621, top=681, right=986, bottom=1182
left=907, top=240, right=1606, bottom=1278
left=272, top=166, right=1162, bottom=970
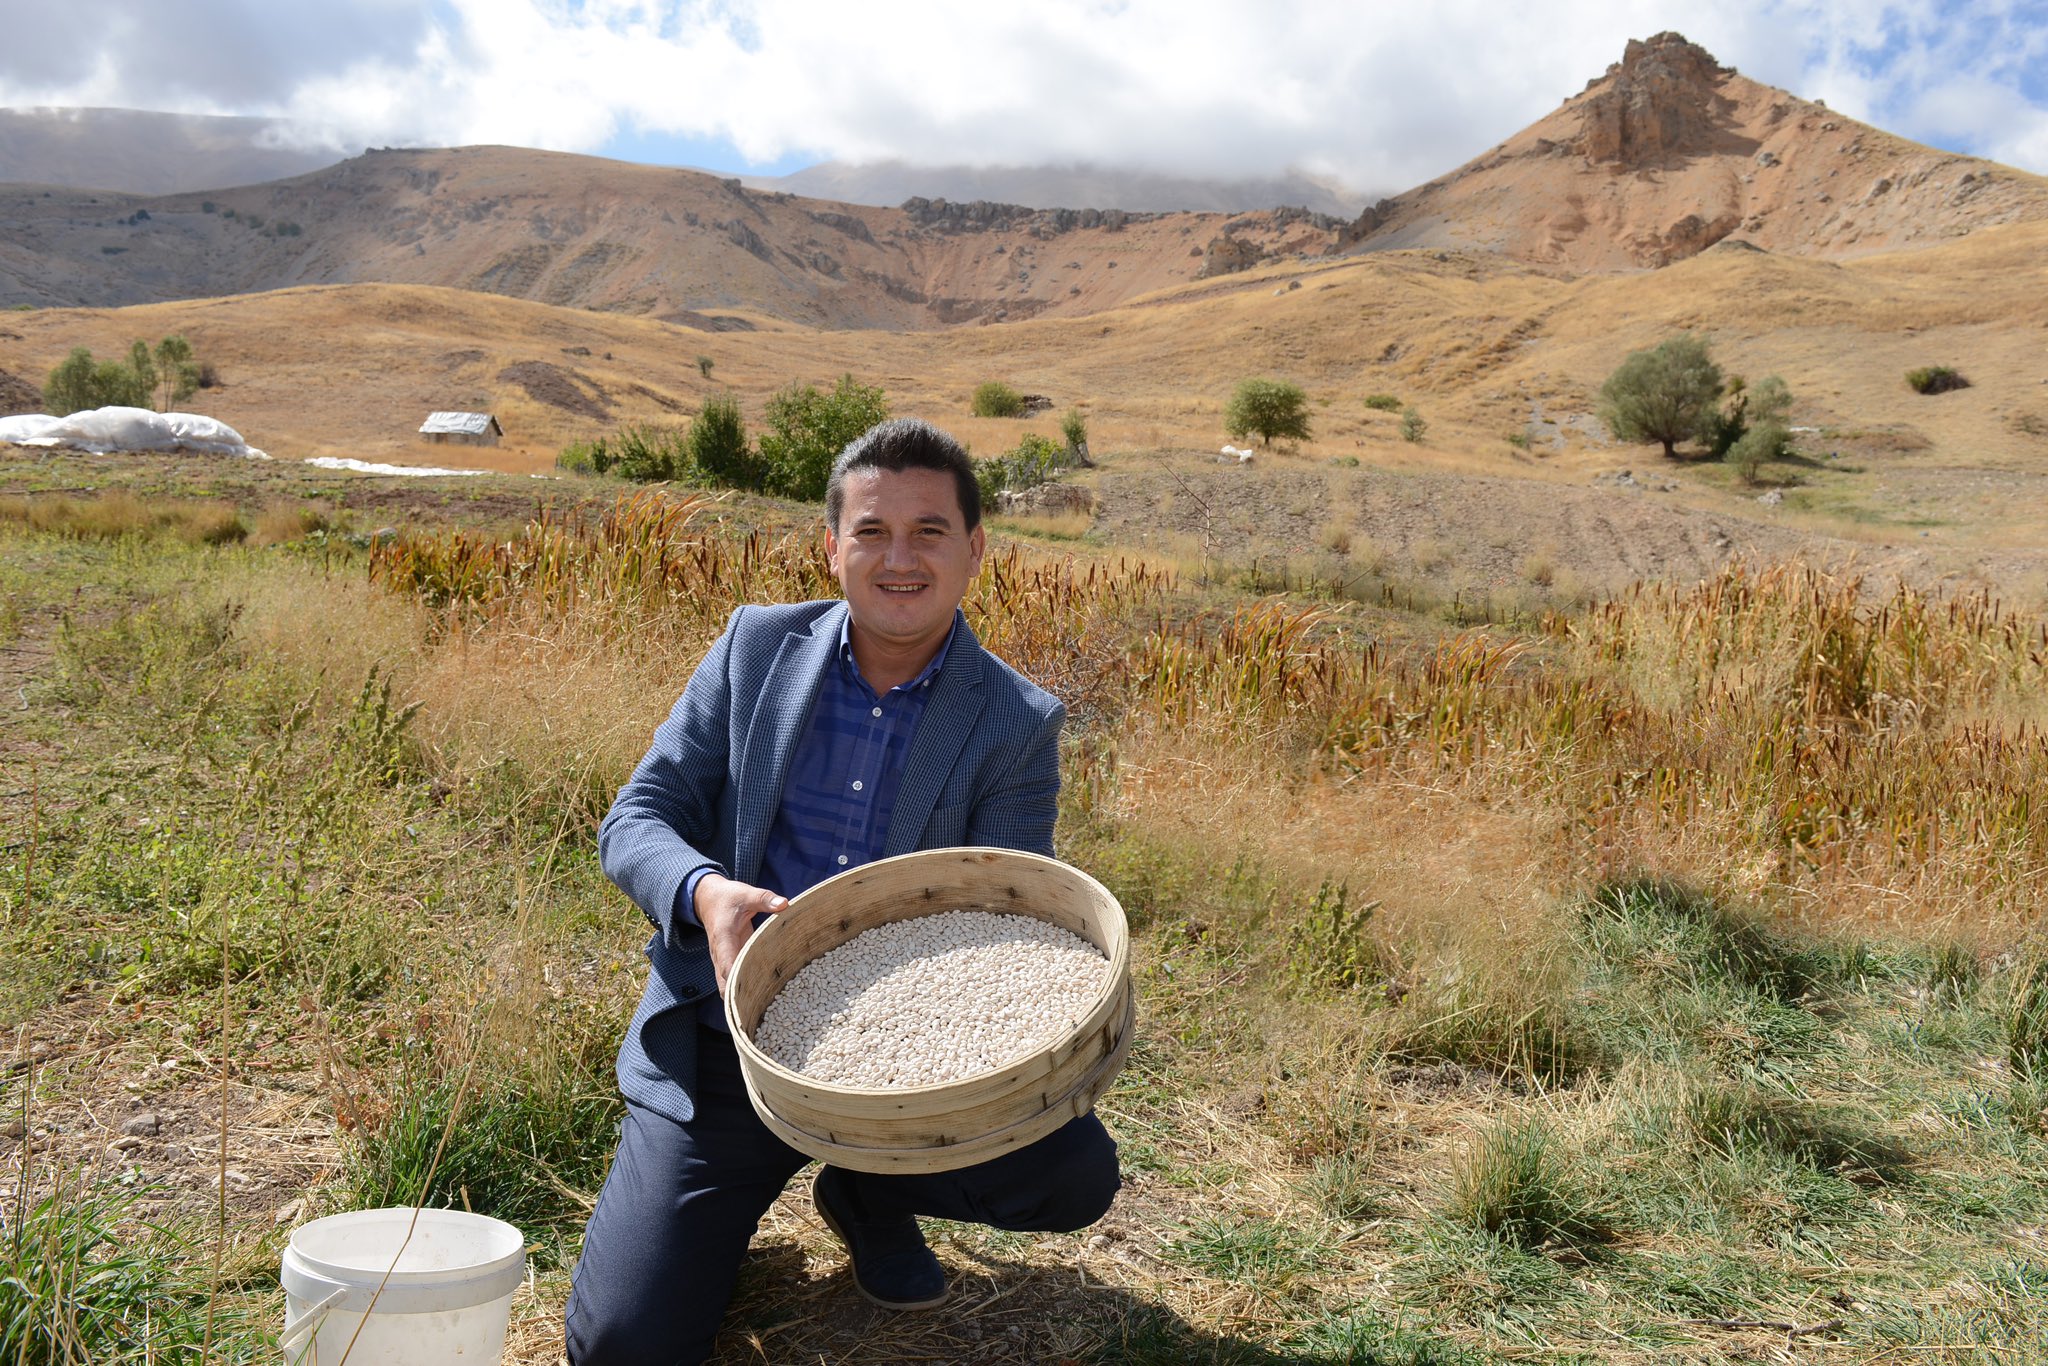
left=3, top=455, right=2047, bottom=1364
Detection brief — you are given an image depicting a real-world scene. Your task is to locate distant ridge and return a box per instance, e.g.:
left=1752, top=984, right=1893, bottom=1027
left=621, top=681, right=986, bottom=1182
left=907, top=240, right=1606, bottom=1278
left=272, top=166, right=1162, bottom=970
left=0, top=107, right=341, bottom=194
left=745, top=160, right=1372, bottom=217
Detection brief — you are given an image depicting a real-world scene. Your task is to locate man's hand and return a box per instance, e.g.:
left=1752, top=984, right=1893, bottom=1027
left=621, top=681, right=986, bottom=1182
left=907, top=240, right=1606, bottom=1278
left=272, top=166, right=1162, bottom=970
left=694, top=873, right=789, bottom=995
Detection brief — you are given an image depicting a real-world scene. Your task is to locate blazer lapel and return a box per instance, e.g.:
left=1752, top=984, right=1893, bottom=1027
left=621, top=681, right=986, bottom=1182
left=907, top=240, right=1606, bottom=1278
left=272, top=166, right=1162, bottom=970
left=883, top=620, right=987, bottom=857
left=734, top=605, right=841, bottom=882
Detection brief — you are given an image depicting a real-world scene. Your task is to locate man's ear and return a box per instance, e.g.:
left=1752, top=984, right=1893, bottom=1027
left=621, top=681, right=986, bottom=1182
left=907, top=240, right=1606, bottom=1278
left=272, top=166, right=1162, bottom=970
left=824, top=521, right=842, bottom=574
left=969, top=523, right=986, bottom=569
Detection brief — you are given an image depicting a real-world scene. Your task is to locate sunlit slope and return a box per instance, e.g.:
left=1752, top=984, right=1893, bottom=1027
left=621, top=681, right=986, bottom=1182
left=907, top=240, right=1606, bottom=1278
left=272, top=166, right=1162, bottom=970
left=3, top=219, right=2044, bottom=483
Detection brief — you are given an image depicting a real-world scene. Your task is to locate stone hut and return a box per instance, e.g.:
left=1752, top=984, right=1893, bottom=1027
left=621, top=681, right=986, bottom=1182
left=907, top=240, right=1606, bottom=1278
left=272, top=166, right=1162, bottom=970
left=418, top=411, right=502, bottom=447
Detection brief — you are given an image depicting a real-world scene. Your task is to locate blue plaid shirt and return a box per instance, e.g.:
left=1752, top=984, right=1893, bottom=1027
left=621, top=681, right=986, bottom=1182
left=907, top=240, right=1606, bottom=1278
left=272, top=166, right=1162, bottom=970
left=680, top=611, right=957, bottom=1026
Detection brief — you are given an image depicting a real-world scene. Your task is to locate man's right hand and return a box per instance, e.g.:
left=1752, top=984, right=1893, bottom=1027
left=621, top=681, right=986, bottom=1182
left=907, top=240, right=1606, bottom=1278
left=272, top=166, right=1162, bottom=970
left=693, top=873, right=789, bottom=996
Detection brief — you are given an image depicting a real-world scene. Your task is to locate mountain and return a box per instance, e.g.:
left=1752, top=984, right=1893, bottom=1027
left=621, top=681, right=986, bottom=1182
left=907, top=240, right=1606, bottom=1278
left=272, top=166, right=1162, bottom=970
left=0, top=107, right=341, bottom=194
left=1340, top=32, right=2048, bottom=268
left=3, top=35, right=2045, bottom=330
left=0, top=144, right=1340, bottom=328
left=744, top=160, right=1372, bottom=217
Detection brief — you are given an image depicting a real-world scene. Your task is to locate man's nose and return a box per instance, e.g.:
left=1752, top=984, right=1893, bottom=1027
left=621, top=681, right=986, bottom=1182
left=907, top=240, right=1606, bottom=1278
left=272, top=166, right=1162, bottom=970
left=883, top=533, right=917, bottom=570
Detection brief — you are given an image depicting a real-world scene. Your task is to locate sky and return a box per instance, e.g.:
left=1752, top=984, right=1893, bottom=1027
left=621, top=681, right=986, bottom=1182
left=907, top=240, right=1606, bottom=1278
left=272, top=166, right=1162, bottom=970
left=3, top=0, right=2045, bottom=194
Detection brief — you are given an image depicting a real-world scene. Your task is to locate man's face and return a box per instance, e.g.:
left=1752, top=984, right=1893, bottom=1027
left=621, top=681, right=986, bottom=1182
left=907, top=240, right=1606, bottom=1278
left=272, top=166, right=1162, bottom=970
left=826, top=466, right=985, bottom=658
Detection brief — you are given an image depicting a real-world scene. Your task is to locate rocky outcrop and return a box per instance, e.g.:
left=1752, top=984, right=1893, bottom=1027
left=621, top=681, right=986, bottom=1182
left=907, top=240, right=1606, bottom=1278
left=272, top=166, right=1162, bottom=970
left=1199, top=233, right=1261, bottom=277
left=1575, top=32, right=1734, bottom=166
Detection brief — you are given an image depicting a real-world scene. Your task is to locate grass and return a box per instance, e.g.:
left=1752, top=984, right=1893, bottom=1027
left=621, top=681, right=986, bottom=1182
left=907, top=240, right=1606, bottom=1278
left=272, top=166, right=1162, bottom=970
left=8, top=467, right=2048, bottom=1362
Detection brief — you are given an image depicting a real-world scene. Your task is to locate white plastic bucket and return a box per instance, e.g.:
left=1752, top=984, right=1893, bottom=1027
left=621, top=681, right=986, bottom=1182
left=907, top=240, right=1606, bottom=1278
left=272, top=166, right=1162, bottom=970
left=279, top=1207, right=526, bottom=1366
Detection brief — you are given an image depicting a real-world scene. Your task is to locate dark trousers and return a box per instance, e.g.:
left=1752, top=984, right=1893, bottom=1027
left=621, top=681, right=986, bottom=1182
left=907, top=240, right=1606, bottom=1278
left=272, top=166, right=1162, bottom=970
left=564, top=1025, right=1121, bottom=1366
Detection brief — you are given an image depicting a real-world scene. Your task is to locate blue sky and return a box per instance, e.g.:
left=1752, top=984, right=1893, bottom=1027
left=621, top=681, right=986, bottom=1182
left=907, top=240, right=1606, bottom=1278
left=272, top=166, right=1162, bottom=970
left=3, top=1, right=2044, bottom=193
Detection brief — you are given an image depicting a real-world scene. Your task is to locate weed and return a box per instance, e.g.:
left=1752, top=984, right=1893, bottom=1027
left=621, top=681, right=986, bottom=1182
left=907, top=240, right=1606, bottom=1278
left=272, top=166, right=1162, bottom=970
left=2002, top=950, right=2048, bottom=1081
left=0, top=1158, right=263, bottom=1365
left=1905, top=366, right=1969, bottom=395
left=1285, top=880, right=1380, bottom=994
left=1442, top=1116, right=1610, bottom=1252
left=1163, top=1215, right=1329, bottom=1294
left=338, top=1065, right=619, bottom=1264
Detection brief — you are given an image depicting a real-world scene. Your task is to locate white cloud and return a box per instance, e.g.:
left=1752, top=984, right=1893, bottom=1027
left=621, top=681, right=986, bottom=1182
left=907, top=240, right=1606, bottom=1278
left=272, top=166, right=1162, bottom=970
left=3, top=0, right=2045, bottom=188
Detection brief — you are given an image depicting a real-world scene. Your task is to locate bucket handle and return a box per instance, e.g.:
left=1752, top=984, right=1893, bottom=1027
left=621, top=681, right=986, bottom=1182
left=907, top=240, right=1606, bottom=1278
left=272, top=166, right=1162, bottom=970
left=278, top=1287, right=347, bottom=1358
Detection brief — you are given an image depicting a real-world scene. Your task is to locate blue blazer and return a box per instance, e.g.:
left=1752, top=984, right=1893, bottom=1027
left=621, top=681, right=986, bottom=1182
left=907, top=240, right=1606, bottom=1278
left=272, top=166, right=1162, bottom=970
left=598, top=600, right=1065, bottom=1123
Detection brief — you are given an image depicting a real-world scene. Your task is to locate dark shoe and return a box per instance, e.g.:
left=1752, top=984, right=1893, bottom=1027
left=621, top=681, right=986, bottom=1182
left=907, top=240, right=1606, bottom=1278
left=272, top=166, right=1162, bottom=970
left=810, top=1166, right=949, bottom=1310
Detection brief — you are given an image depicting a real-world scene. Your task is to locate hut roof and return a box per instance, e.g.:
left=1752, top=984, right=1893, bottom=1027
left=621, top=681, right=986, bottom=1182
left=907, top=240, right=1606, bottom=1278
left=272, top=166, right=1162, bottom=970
left=419, top=411, right=502, bottom=436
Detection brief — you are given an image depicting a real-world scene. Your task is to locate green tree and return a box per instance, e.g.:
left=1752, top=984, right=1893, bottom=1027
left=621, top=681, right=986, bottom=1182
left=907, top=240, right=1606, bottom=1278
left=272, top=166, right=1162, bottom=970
left=1727, top=420, right=1791, bottom=485
left=152, top=335, right=200, bottom=411
left=1059, top=408, right=1090, bottom=465
left=1399, top=406, right=1427, bottom=443
left=43, top=345, right=152, bottom=414
left=1597, top=334, right=1724, bottom=459
left=1225, top=378, right=1312, bottom=446
left=686, top=392, right=759, bottom=489
left=124, top=340, right=156, bottom=406
left=971, top=381, right=1025, bottom=418
left=758, top=374, right=890, bottom=503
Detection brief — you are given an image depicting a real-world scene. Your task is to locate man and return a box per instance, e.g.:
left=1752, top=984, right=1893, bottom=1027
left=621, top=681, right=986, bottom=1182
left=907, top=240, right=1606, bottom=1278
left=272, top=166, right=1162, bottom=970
left=566, top=418, right=1122, bottom=1366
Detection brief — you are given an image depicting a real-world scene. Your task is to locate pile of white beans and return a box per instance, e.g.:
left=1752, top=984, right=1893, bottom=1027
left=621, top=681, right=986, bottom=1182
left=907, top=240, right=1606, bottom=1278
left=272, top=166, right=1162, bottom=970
left=752, top=910, right=1109, bottom=1087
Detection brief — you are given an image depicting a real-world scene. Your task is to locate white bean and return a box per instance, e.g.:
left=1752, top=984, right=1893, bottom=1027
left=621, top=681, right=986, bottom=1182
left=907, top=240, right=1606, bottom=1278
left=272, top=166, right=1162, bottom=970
left=752, top=911, right=1109, bottom=1087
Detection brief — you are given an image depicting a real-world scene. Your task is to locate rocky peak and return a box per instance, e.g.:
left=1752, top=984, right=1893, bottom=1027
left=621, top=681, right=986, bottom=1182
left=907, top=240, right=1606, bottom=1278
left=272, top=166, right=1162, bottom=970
left=1576, top=31, right=1735, bottom=166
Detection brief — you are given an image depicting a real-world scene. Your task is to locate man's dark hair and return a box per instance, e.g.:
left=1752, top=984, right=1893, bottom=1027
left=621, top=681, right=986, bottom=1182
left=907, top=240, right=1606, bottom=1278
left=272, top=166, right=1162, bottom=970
left=826, top=418, right=981, bottom=531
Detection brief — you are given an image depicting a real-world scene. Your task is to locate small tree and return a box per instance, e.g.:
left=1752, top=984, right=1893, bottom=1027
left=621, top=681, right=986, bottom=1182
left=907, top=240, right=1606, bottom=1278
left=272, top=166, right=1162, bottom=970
left=971, top=381, right=1026, bottom=418
left=1225, top=378, right=1312, bottom=446
left=686, top=392, right=758, bottom=489
left=1058, top=408, right=1090, bottom=465
left=152, top=335, right=200, bottom=411
left=44, top=348, right=101, bottom=414
left=697, top=355, right=715, bottom=379
left=1399, top=406, right=1427, bottom=443
left=758, top=374, right=890, bottom=502
left=1598, top=334, right=1724, bottom=459
left=1728, top=420, right=1790, bottom=485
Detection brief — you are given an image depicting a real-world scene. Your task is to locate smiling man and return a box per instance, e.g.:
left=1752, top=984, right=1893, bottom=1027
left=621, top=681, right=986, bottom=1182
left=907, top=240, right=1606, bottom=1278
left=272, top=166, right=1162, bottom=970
left=566, top=418, right=1121, bottom=1366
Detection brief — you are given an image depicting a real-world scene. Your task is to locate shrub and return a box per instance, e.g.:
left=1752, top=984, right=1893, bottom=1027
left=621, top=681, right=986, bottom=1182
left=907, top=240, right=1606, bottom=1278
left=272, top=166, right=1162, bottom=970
left=1728, top=419, right=1791, bottom=484
left=971, top=380, right=1026, bottom=418
left=696, top=354, right=714, bottom=379
left=976, top=432, right=1066, bottom=505
left=1224, top=377, right=1312, bottom=446
left=43, top=335, right=207, bottom=415
left=686, top=392, right=758, bottom=489
left=1363, top=393, right=1403, bottom=412
left=1597, top=333, right=1724, bottom=458
left=574, top=423, right=688, bottom=481
left=1906, top=366, right=1969, bottom=395
left=1400, top=406, right=1427, bottom=443
left=1059, top=407, right=1088, bottom=454
left=758, top=374, right=889, bottom=502
left=43, top=346, right=150, bottom=414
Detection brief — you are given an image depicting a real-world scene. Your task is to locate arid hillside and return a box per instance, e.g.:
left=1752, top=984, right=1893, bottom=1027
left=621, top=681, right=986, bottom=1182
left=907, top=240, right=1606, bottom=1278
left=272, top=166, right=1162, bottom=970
left=5, top=35, right=2046, bottom=330
left=1344, top=32, right=2048, bottom=267
left=0, top=146, right=1337, bottom=328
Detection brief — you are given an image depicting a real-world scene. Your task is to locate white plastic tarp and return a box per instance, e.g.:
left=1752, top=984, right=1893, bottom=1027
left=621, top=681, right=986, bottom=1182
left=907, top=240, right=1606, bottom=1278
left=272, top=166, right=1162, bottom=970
left=0, top=406, right=267, bottom=459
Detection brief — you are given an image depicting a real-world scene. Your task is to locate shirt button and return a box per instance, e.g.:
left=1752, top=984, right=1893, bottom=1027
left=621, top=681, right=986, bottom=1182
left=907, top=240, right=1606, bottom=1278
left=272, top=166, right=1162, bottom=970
left=851, top=780, right=864, bottom=792
left=871, top=706, right=882, bottom=718
left=836, top=855, right=848, bottom=866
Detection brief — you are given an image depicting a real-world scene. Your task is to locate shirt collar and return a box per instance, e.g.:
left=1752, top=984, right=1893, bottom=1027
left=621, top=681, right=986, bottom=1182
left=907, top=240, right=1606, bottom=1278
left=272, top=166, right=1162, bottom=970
left=837, top=608, right=961, bottom=694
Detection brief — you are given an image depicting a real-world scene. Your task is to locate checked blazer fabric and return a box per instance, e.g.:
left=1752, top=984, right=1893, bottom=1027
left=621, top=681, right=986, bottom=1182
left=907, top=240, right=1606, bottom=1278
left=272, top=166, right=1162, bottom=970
left=597, top=599, right=1066, bottom=1124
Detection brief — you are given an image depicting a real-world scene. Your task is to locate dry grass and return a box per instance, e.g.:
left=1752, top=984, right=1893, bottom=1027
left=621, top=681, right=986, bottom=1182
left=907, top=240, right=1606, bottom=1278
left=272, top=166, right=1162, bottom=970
left=0, top=490, right=245, bottom=544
